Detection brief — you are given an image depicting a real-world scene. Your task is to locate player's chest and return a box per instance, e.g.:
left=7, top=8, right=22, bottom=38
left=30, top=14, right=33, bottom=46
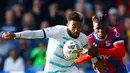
left=93, top=38, right=113, bottom=48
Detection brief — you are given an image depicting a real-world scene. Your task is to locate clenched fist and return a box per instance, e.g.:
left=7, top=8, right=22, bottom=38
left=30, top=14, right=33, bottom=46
left=2, top=32, right=16, bottom=39
left=87, top=43, right=98, bottom=57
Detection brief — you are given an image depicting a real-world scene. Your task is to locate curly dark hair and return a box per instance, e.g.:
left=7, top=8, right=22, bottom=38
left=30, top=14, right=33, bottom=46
left=92, top=14, right=107, bottom=23
left=67, top=11, right=83, bottom=22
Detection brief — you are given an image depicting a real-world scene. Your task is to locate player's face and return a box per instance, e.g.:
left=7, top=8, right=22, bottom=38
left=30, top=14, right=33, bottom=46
left=93, top=22, right=107, bottom=39
left=67, top=20, right=82, bottom=38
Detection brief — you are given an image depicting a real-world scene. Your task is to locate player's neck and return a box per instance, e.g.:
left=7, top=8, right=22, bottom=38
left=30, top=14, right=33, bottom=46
left=94, top=32, right=107, bottom=41
left=67, top=28, right=79, bottom=39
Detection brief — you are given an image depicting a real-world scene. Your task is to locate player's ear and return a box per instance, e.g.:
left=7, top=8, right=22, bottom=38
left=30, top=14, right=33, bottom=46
left=92, top=15, right=97, bottom=22
left=66, top=21, right=70, bottom=26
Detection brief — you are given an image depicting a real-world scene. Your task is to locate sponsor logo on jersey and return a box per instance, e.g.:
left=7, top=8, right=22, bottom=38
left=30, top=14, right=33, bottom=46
left=98, top=54, right=111, bottom=59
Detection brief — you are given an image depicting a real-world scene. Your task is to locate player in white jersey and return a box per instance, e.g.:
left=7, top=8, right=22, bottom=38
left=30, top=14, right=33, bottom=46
left=2, top=11, right=99, bottom=73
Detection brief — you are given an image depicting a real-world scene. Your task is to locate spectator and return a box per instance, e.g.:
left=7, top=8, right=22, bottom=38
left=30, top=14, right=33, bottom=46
left=83, top=3, right=94, bottom=35
left=12, top=4, right=23, bottom=22
left=117, top=4, right=126, bottom=22
left=17, top=39, right=31, bottom=63
left=75, top=2, right=85, bottom=14
left=4, top=48, right=25, bottom=72
left=22, top=12, right=36, bottom=30
left=124, top=15, right=130, bottom=54
left=0, top=38, right=12, bottom=57
left=76, top=0, right=87, bottom=4
left=32, top=0, right=44, bottom=29
left=47, top=3, right=66, bottom=26
left=64, top=9, right=73, bottom=23
left=94, top=1, right=104, bottom=16
left=12, top=3, right=23, bottom=31
left=0, top=38, right=12, bottom=70
left=123, top=53, right=130, bottom=72
left=30, top=40, right=47, bottom=67
left=107, top=8, right=118, bottom=26
left=0, top=9, right=17, bottom=32
left=40, top=21, right=49, bottom=29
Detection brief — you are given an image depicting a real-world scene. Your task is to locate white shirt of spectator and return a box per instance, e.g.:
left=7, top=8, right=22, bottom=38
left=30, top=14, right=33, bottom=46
left=4, top=56, right=25, bottom=72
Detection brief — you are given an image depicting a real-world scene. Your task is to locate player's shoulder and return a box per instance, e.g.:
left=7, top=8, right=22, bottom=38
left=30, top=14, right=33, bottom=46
left=110, top=27, right=120, bottom=38
left=78, top=33, right=88, bottom=46
left=87, top=33, right=94, bottom=39
left=52, top=25, right=67, bottom=32
left=108, top=27, right=122, bottom=43
left=87, top=33, right=94, bottom=44
left=54, top=25, right=67, bottom=29
left=79, top=32, right=87, bottom=38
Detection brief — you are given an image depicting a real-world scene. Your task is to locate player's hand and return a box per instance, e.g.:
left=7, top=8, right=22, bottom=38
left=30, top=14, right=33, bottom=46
left=2, top=32, right=16, bottom=39
left=87, top=43, right=98, bottom=57
left=93, top=61, right=108, bottom=73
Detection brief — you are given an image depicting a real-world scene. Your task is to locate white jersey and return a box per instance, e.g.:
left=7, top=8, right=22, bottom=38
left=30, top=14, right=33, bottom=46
left=14, top=25, right=88, bottom=73
left=43, top=25, right=88, bottom=72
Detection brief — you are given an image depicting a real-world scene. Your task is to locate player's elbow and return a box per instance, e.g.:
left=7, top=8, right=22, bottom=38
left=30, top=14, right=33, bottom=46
left=74, top=59, right=80, bottom=64
left=119, top=50, right=125, bottom=57
left=120, top=48, right=126, bottom=57
left=115, top=43, right=126, bottom=57
left=114, top=41, right=126, bottom=57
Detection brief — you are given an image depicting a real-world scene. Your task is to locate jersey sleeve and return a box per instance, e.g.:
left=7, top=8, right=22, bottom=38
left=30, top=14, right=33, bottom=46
left=15, top=30, right=45, bottom=38
left=87, top=34, right=94, bottom=44
left=15, top=25, right=65, bottom=39
left=44, top=25, right=65, bottom=38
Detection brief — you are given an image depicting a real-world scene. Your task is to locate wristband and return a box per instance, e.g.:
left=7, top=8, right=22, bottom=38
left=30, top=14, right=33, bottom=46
left=91, top=57, right=98, bottom=63
left=14, top=33, right=21, bottom=38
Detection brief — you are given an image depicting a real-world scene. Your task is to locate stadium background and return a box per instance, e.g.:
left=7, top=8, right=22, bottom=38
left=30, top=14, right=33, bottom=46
left=0, top=0, right=130, bottom=73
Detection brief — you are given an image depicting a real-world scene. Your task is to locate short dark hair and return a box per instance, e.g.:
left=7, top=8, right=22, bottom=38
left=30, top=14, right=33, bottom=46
left=92, top=14, right=107, bottom=23
left=67, top=11, right=83, bottom=22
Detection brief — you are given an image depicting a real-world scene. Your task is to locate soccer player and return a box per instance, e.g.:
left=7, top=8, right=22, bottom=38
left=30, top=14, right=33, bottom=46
left=2, top=11, right=100, bottom=73
left=74, top=14, right=128, bottom=73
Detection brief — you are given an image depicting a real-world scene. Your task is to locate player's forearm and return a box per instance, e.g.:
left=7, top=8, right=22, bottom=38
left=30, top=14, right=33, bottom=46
left=14, top=30, right=45, bottom=38
left=74, top=54, right=92, bottom=64
left=74, top=53, right=98, bottom=64
left=98, top=40, right=125, bottom=57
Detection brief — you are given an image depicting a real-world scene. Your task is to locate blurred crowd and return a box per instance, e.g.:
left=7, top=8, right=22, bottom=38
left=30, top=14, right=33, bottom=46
left=0, top=0, right=130, bottom=72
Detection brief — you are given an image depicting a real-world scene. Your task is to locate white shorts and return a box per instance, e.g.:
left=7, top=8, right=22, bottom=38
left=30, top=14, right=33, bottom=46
left=44, top=62, right=80, bottom=73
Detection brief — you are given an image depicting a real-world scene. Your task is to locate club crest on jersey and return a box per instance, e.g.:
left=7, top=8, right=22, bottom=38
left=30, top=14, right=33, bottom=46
left=105, top=40, right=110, bottom=47
left=113, top=28, right=120, bottom=37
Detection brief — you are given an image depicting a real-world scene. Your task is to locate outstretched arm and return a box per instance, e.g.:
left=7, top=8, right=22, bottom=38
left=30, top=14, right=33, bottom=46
left=15, top=30, right=45, bottom=38
left=2, top=30, right=45, bottom=39
left=2, top=25, right=63, bottom=39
